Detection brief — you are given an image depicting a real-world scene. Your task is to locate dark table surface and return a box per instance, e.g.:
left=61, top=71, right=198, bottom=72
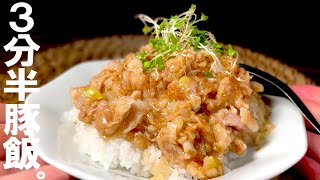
left=0, top=0, right=319, bottom=84
left=0, top=1, right=318, bottom=179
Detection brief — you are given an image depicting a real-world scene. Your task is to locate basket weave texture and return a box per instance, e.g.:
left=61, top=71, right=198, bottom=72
left=0, top=35, right=313, bottom=103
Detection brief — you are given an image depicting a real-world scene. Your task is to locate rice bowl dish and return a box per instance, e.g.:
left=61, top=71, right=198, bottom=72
left=66, top=5, right=274, bottom=179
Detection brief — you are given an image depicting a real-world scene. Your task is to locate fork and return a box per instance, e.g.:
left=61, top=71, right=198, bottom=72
left=239, top=64, right=320, bottom=134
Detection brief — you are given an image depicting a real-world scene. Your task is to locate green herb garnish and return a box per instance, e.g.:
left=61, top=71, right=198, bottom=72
left=201, top=13, right=208, bottom=21
left=137, top=50, right=147, bottom=60
left=136, top=4, right=238, bottom=78
left=228, top=44, right=236, bottom=56
left=213, top=42, right=224, bottom=55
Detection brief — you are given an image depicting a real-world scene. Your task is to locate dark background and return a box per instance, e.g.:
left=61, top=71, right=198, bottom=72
left=0, top=0, right=319, bottom=83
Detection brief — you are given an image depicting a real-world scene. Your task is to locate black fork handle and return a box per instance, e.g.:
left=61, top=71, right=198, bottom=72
left=239, top=64, right=320, bottom=134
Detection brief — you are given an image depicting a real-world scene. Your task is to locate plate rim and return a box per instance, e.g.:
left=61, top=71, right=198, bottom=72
left=25, top=60, right=308, bottom=180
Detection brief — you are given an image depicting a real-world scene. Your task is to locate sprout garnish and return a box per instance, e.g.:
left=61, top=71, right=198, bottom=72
left=136, top=4, right=239, bottom=79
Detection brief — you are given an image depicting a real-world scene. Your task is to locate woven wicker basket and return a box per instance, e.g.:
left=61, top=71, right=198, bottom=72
left=0, top=35, right=313, bottom=103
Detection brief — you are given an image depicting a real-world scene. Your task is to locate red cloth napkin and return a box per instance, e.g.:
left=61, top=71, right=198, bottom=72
left=291, top=85, right=320, bottom=179
left=0, top=85, right=319, bottom=179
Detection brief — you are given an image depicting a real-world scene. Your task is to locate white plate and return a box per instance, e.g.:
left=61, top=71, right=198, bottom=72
left=25, top=60, right=308, bottom=180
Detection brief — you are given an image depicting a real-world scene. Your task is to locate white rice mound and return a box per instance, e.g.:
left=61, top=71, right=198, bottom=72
left=64, top=108, right=195, bottom=180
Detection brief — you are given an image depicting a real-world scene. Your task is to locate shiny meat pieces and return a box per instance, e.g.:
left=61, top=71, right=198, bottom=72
left=71, top=47, right=271, bottom=179
left=94, top=97, right=134, bottom=136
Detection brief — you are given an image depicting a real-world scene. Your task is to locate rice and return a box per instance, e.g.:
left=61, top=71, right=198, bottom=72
left=66, top=5, right=274, bottom=179
left=64, top=108, right=198, bottom=179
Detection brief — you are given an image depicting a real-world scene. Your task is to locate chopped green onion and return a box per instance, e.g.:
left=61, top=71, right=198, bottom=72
left=203, top=156, right=220, bottom=169
left=179, top=76, right=190, bottom=86
left=204, top=70, right=212, bottom=78
left=84, top=87, right=103, bottom=100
